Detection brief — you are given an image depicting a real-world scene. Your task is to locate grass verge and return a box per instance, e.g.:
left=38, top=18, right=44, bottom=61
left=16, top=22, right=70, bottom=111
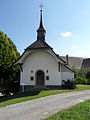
left=0, top=84, right=90, bottom=108
left=45, top=99, right=90, bottom=120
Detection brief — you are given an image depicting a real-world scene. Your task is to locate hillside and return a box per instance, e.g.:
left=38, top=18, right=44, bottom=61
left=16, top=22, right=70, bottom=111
left=60, top=56, right=84, bottom=69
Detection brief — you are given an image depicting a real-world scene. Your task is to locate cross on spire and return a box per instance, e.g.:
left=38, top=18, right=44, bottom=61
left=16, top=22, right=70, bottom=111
left=39, top=3, right=43, bottom=11
left=39, top=3, right=44, bottom=28
left=37, top=3, right=46, bottom=41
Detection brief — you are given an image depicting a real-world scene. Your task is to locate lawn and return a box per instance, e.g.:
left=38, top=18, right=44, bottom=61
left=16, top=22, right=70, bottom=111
left=0, top=84, right=90, bottom=108
left=45, top=99, right=90, bottom=120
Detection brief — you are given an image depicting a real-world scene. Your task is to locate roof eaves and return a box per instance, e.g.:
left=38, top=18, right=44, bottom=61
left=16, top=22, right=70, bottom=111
left=64, top=64, right=74, bottom=73
left=52, top=50, right=66, bottom=63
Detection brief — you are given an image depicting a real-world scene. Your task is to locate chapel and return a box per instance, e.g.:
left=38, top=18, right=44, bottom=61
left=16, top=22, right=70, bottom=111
left=15, top=6, right=74, bottom=91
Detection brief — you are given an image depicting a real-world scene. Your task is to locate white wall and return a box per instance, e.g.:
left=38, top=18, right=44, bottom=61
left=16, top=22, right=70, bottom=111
left=20, top=50, right=61, bottom=86
left=61, top=72, right=74, bottom=81
left=61, top=64, right=74, bottom=82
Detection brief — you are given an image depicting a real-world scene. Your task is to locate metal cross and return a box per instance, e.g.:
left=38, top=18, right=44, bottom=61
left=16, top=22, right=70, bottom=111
left=39, top=3, right=43, bottom=10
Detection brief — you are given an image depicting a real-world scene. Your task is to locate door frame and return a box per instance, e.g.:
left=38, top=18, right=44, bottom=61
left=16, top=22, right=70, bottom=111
left=35, top=70, right=45, bottom=86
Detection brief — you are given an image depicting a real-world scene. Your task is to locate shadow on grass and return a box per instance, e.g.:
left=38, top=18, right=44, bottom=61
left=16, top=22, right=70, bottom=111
left=0, top=91, right=41, bottom=103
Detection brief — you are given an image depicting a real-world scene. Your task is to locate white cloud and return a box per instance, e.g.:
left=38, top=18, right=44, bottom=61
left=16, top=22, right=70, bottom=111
left=88, top=45, right=90, bottom=48
left=72, top=44, right=77, bottom=49
left=61, top=32, right=72, bottom=38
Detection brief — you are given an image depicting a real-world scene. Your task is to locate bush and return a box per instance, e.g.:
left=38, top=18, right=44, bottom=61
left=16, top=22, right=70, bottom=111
left=74, top=77, right=88, bottom=85
left=0, top=88, right=11, bottom=96
left=74, top=77, right=81, bottom=84
left=0, top=80, right=20, bottom=96
left=62, top=79, right=76, bottom=89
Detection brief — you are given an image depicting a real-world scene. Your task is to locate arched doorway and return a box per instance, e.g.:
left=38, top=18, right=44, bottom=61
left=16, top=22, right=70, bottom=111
left=36, top=70, right=44, bottom=86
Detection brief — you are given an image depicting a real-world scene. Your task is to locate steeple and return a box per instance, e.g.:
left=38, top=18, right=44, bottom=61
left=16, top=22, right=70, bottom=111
left=37, top=4, right=46, bottom=41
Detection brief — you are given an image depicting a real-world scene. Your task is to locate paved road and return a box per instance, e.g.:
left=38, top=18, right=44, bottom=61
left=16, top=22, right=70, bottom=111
left=0, top=90, right=90, bottom=120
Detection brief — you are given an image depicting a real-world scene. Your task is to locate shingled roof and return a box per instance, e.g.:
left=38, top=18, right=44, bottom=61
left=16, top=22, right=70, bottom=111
left=25, top=39, right=52, bottom=50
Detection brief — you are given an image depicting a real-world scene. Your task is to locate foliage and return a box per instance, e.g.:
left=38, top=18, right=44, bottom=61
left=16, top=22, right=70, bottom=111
left=62, top=79, right=76, bottom=89
left=0, top=31, right=20, bottom=68
left=76, top=68, right=86, bottom=78
left=87, top=71, right=90, bottom=79
left=0, top=30, right=20, bottom=95
left=0, top=85, right=90, bottom=108
left=1, top=81, right=20, bottom=96
left=71, top=65, right=89, bottom=85
left=76, top=68, right=89, bottom=84
left=46, top=100, right=90, bottom=120
left=86, top=72, right=90, bottom=84
left=74, top=77, right=88, bottom=85
left=71, top=65, right=77, bottom=73
left=71, top=65, right=77, bottom=78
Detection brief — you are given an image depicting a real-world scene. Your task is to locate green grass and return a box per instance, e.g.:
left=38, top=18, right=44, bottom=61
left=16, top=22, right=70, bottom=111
left=0, top=84, right=90, bottom=108
left=45, top=99, right=90, bottom=120
left=76, top=84, right=90, bottom=91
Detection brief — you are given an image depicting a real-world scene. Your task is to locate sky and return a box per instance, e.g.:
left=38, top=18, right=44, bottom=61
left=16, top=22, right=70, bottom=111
left=0, top=0, right=90, bottom=58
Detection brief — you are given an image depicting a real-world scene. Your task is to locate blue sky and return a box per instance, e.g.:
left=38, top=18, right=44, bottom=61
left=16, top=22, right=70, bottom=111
left=0, top=0, right=90, bottom=58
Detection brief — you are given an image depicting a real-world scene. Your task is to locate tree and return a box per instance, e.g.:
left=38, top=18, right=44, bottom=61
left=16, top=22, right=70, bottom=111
left=71, top=65, right=77, bottom=78
left=0, top=30, right=20, bottom=95
left=71, top=65, right=77, bottom=73
left=74, top=68, right=88, bottom=85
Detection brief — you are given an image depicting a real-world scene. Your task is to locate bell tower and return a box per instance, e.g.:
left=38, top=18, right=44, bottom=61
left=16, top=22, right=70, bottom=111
left=37, top=4, right=46, bottom=41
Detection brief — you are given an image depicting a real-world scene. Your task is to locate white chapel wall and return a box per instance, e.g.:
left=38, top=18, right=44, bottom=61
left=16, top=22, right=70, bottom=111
left=61, top=64, right=74, bottom=81
left=20, top=50, right=62, bottom=86
left=61, top=72, right=74, bottom=81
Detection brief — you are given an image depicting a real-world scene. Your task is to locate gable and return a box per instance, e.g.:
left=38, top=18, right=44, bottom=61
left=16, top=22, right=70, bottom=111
left=23, top=51, right=58, bottom=68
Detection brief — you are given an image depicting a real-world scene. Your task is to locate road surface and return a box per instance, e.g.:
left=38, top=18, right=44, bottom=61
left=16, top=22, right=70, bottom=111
left=0, top=90, right=90, bottom=120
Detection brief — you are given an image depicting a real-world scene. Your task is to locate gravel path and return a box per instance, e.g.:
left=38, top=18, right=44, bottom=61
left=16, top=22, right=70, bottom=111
left=0, top=90, right=90, bottom=120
